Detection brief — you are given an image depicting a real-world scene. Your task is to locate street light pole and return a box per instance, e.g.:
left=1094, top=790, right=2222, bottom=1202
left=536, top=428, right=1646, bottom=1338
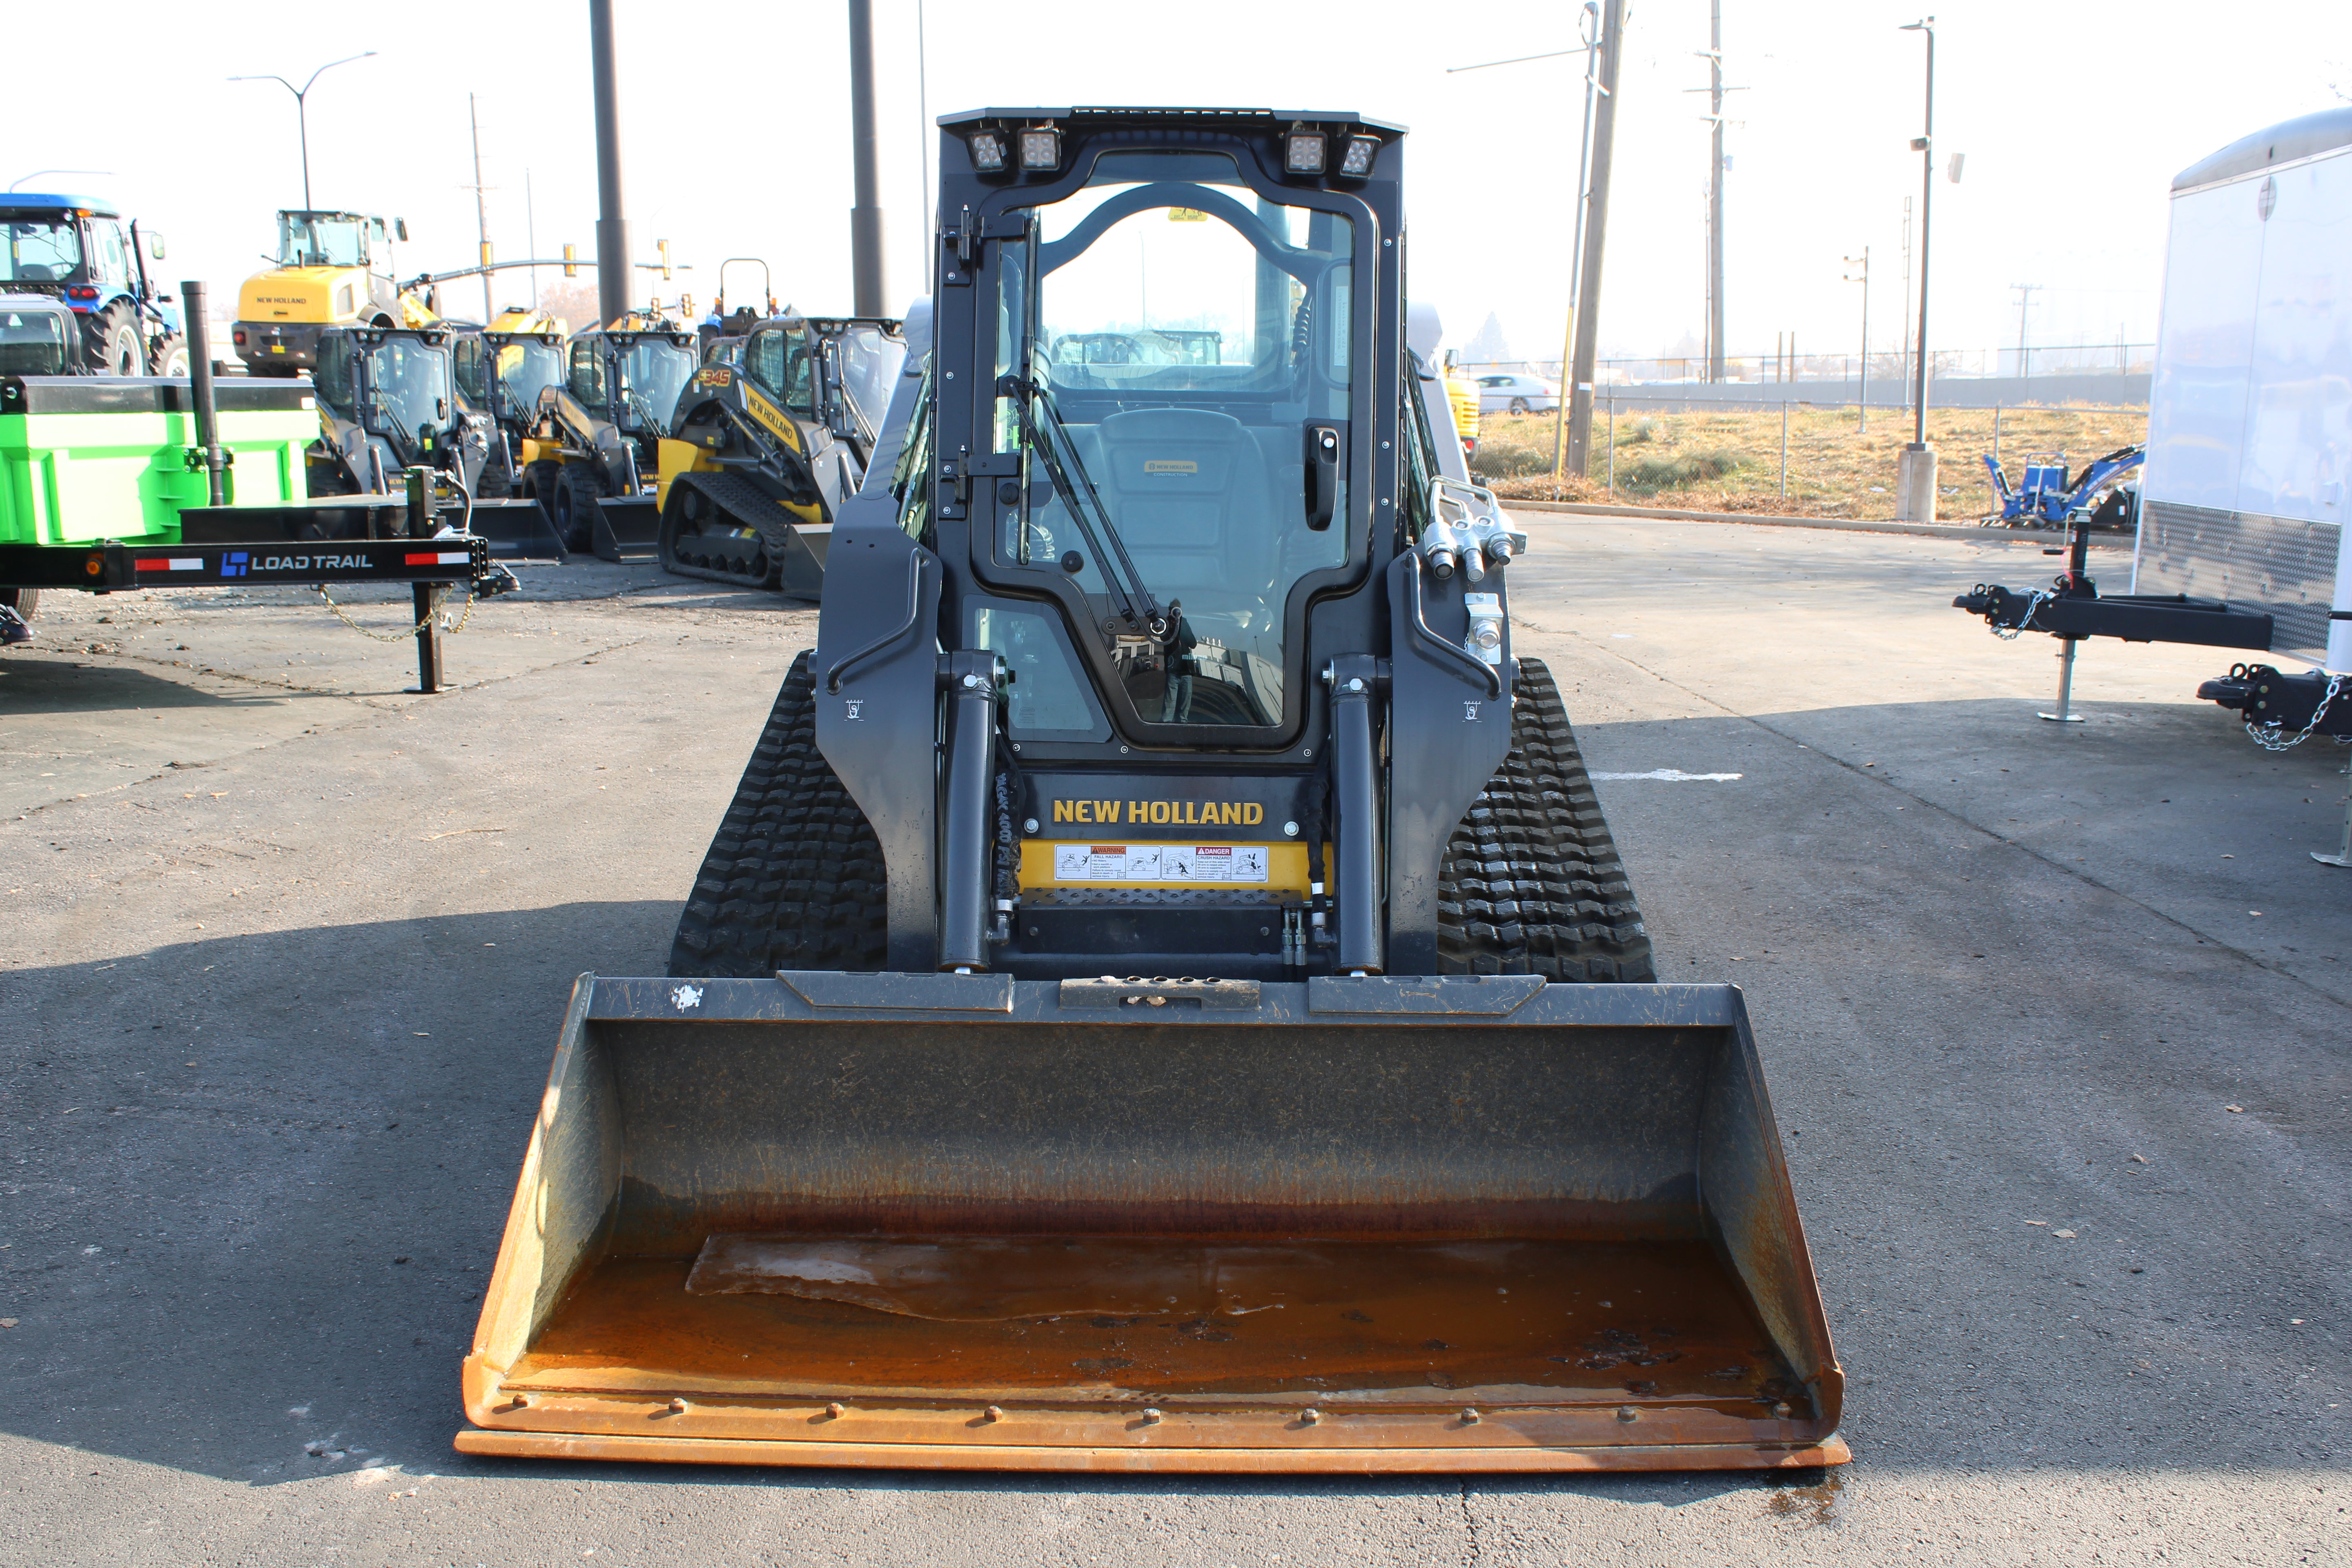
left=1895, top=16, right=1938, bottom=519
left=229, top=51, right=377, bottom=212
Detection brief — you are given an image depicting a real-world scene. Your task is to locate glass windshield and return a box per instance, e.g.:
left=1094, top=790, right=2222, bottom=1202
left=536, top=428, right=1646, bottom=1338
left=615, top=339, right=691, bottom=434
left=990, top=152, right=1356, bottom=730
left=745, top=325, right=811, bottom=413
left=453, top=337, right=487, bottom=403
left=493, top=337, right=564, bottom=419
left=363, top=338, right=450, bottom=445
left=2, top=219, right=85, bottom=284
left=832, top=325, right=906, bottom=438
left=277, top=213, right=369, bottom=269
left=0, top=305, right=73, bottom=374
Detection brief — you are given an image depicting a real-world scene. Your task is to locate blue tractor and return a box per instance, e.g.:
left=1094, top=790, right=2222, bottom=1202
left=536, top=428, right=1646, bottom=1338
left=1983, top=443, right=2143, bottom=529
left=0, top=193, right=185, bottom=375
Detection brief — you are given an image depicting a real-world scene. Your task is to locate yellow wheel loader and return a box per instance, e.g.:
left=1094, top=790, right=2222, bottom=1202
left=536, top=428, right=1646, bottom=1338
left=459, top=106, right=1844, bottom=1475
left=655, top=309, right=908, bottom=595
left=232, top=210, right=426, bottom=376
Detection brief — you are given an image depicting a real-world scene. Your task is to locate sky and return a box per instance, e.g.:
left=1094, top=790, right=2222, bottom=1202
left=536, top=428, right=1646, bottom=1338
left=8, top=0, right=2348, bottom=368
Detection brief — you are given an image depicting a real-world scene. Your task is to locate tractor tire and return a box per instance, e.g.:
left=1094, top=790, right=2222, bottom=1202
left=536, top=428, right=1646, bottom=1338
left=1437, top=657, right=1656, bottom=982
left=669, top=651, right=889, bottom=978
left=147, top=333, right=189, bottom=378
left=522, top=461, right=562, bottom=519
left=552, top=467, right=603, bottom=552
left=83, top=302, right=145, bottom=375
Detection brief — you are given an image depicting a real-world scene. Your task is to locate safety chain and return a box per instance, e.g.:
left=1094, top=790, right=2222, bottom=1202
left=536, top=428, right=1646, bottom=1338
left=314, top=580, right=477, bottom=643
left=2245, top=671, right=2345, bottom=752
left=1989, top=588, right=2051, bottom=641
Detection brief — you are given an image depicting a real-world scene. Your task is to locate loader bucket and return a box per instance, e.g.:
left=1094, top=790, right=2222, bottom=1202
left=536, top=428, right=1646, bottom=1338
left=458, top=973, right=1846, bottom=1473
left=591, top=496, right=661, bottom=564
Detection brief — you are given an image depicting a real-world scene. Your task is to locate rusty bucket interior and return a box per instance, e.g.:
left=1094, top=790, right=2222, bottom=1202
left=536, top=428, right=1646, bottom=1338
left=458, top=972, right=1846, bottom=1472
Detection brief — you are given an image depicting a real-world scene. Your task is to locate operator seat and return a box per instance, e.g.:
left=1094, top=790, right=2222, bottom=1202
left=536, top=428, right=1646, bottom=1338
left=1089, top=408, right=1278, bottom=612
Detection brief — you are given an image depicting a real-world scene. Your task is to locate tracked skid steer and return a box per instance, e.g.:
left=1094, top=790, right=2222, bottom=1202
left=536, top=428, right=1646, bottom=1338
left=655, top=311, right=909, bottom=596
left=459, top=107, right=1845, bottom=1474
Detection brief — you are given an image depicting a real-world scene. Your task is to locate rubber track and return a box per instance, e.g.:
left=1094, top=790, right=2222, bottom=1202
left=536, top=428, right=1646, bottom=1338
left=658, top=471, right=807, bottom=589
left=667, top=651, right=889, bottom=977
left=1436, top=657, right=1657, bottom=982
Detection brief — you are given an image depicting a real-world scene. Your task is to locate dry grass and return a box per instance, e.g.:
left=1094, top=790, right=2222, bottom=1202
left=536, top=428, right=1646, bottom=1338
left=1466, top=404, right=2148, bottom=521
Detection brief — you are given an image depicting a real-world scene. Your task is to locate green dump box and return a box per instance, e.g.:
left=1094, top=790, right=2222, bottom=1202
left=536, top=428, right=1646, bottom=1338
left=0, top=376, right=316, bottom=546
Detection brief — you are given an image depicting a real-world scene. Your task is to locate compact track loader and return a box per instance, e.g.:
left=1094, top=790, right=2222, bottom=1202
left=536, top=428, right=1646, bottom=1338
left=461, top=106, right=1844, bottom=1474
left=655, top=311, right=907, bottom=595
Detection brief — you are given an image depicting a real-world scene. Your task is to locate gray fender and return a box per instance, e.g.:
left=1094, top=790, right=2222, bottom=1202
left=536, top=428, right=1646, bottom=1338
left=1383, top=552, right=1515, bottom=974
left=814, top=496, right=943, bottom=971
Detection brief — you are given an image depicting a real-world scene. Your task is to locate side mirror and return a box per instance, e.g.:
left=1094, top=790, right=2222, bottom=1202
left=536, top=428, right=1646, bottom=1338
left=395, top=218, right=410, bottom=242
left=147, top=232, right=167, bottom=260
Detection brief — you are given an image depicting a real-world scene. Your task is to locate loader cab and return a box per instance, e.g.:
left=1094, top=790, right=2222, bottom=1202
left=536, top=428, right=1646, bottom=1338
left=740, top=314, right=906, bottom=446
left=312, top=325, right=471, bottom=492
left=274, top=210, right=388, bottom=271
left=0, top=296, right=80, bottom=376
left=568, top=328, right=696, bottom=439
left=465, top=322, right=567, bottom=430
left=921, top=116, right=1396, bottom=748
left=812, top=317, right=906, bottom=446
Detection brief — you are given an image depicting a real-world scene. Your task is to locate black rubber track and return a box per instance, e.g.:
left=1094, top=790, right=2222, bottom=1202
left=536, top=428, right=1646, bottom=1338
left=657, top=471, right=817, bottom=590
left=1436, top=657, right=1656, bottom=982
left=668, top=651, right=888, bottom=978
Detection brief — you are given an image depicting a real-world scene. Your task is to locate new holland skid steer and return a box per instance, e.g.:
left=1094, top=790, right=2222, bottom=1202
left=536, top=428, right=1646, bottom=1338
left=460, top=107, right=1844, bottom=1474
left=656, top=310, right=908, bottom=594
left=517, top=313, right=696, bottom=556
left=452, top=307, right=569, bottom=499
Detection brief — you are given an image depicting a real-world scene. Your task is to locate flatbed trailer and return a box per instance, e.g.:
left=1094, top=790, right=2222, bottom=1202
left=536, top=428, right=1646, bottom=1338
left=1, top=287, right=514, bottom=691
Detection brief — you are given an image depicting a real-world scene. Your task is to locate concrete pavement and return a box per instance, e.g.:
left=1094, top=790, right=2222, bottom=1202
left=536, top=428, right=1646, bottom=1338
left=0, top=520, right=2342, bottom=1565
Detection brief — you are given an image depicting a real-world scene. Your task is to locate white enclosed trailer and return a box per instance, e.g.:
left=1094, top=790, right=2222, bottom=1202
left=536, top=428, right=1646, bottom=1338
left=2136, top=107, right=2352, bottom=668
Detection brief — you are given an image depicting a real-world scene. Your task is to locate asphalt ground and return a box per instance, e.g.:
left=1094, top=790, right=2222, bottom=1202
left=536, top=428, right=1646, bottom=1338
left=1, top=519, right=2343, bottom=1565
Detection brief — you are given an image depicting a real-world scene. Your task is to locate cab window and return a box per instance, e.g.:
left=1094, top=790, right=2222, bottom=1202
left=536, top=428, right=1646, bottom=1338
left=452, top=336, right=488, bottom=403
left=746, top=325, right=815, bottom=416
left=90, top=223, right=129, bottom=287
left=568, top=340, right=608, bottom=410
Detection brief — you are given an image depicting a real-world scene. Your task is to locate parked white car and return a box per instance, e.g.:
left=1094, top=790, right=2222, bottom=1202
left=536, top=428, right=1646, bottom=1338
left=1474, top=372, right=1560, bottom=414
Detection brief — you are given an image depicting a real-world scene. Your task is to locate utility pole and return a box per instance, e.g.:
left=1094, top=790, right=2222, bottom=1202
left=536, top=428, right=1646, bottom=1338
left=466, top=95, right=494, bottom=325
left=1899, top=196, right=1913, bottom=414
left=1844, top=247, right=1869, bottom=432
left=1682, top=6, right=1745, bottom=381
left=1446, top=4, right=1604, bottom=490
left=525, top=169, right=538, bottom=308
left=588, top=0, right=632, bottom=329
left=2011, top=281, right=2039, bottom=382
left=1699, top=2, right=1733, bottom=381
left=1566, top=0, right=1628, bottom=476
left=848, top=0, right=887, bottom=316
left=1895, top=16, right=1938, bottom=521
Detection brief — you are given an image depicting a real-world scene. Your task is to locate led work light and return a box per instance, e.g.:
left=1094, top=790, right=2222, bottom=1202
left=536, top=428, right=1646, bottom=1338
left=967, top=131, right=1008, bottom=172
left=1020, top=127, right=1062, bottom=170
left=1285, top=130, right=1326, bottom=173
